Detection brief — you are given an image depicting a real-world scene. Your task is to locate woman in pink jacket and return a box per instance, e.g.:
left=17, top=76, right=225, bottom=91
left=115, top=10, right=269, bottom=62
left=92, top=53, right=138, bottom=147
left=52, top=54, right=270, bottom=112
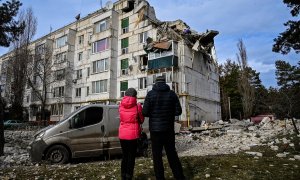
left=119, top=88, right=144, bottom=180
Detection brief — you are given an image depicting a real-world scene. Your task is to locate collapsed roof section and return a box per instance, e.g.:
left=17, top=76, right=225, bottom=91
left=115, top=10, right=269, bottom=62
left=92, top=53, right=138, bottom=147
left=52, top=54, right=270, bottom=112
left=145, top=18, right=219, bottom=63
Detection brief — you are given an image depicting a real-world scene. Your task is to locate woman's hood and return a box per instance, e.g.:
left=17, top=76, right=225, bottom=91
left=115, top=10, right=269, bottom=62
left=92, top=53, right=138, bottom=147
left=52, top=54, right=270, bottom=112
left=120, top=96, right=137, bottom=109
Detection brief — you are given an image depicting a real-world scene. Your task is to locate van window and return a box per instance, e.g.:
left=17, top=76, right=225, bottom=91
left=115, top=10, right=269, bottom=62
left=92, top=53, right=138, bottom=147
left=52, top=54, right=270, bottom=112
left=71, top=107, right=103, bottom=128
left=85, top=107, right=103, bottom=126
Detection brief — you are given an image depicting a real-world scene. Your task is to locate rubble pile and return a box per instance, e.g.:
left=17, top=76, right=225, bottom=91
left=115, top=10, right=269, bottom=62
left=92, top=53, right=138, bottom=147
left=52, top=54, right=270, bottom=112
left=1, top=131, right=35, bottom=167
left=0, top=119, right=299, bottom=168
left=176, top=118, right=300, bottom=158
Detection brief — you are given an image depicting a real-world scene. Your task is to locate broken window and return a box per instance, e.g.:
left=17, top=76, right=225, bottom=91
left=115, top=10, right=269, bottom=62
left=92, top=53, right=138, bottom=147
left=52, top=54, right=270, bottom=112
left=121, top=58, right=129, bottom=75
left=121, top=37, right=129, bottom=54
left=121, top=17, right=129, bottom=34
left=139, top=55, right=148, bottom=71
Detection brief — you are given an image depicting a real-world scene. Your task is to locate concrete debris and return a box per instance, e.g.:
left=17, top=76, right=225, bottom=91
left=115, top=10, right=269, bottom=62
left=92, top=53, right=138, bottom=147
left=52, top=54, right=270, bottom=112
left=175, top=122, right=181, bottom=134
left=1, top=119, right=299, bottom=168
left=245, top=152, right=263, bottom=157
left=294, top=155, right=300, bottom=160
left=270, top=146, right=279, bottom=151
left=177, top=119, right=300, bottom=158
left=276, top=153, right=287, bottom=158
left=1, top=131, right=34, bottom=168
left=248, top=126, right=257, bottom=131
left=227, top=129, right=243, bottom=135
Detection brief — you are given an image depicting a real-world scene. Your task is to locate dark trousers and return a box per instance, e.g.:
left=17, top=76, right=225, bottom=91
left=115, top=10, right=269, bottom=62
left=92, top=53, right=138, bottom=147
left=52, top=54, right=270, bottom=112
left=120, top=139, right=138, bottom=180
left=151, top=131, right=185, bottom=180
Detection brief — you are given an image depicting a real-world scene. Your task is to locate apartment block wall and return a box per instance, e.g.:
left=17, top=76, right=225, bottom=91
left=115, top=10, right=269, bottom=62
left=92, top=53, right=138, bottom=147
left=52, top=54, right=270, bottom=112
left=0, top=0, right=221, bottom=124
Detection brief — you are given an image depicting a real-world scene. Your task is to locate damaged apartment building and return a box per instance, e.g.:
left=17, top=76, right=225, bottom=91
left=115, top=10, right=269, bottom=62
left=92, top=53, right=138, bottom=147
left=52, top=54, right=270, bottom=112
left=0, top=0, right=221, bottom=126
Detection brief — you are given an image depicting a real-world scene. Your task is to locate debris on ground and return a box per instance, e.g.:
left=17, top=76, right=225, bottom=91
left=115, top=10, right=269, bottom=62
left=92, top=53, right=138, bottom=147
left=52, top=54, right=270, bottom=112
left=1, top=119, right=299, bottom=169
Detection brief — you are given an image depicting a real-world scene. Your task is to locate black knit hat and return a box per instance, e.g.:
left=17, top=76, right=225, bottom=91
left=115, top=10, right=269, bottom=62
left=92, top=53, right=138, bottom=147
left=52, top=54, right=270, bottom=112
left=125, top=88, right=137, bottom=97
left=156, top=76, right=166, bottom=83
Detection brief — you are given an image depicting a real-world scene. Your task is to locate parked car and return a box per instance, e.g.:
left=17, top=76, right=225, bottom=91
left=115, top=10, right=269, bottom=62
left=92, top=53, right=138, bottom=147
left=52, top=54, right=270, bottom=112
left=4, top=120, right=25, bottom=129
left=28, top=104, right=149, bottom=164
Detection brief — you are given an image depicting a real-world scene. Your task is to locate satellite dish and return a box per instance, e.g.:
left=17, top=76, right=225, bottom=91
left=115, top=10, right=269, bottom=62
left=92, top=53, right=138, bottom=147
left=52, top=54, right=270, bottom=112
left=105, top=1, right=113, bottom=10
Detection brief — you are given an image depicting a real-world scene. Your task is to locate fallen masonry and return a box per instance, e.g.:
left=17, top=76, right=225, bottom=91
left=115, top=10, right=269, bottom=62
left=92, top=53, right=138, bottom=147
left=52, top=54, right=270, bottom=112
left=0, top=119, right=299, bottom=168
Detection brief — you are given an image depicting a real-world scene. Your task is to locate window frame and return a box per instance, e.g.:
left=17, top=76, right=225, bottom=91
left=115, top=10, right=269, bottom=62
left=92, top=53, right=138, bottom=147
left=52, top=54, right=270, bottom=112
left=53, top=86, right=65, bottom=97
left=138, top=77, right=147, bottom=90
left=55, top=69, right=65, bottom=81
left=120, top=81, right=128, bottom=97
left=120, top=58, right=129, bottom=75
left=76, top=69, right=82, bottom=79
left=51, top=104, right=63, bottom=115
left=56, top=35, right=68, bottom=48
left=121, top=17, right=129, bottom=34
left=78, top=35, right=84, bottom=45
left=95, top=19, right=108, bottom=33
left=92, top=38, right=109, bottom=53
left=75, top=88, right=81, bottom=97
left=139, top=31, right=148, bottom=43
left=121, top=37, right=129, bottom=54
left=78, top=52, right=83, bottom=61
left=92, top=58, right=109, bottom=74
left=92, top=79, right=108, bottom=93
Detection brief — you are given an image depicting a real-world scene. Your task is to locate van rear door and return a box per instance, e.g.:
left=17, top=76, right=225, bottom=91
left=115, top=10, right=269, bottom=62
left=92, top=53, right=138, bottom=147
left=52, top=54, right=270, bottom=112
left=68, top=106, right=104, bottom=158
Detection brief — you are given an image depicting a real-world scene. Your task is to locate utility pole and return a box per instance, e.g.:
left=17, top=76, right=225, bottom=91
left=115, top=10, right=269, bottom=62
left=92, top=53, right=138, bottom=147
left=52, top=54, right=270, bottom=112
left=228, top=97, right=231, bottom=120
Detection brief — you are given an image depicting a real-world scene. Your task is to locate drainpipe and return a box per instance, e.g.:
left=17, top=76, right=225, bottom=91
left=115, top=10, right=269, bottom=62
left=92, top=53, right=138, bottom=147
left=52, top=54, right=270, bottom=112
left=186, top=82, right=190, bottom=127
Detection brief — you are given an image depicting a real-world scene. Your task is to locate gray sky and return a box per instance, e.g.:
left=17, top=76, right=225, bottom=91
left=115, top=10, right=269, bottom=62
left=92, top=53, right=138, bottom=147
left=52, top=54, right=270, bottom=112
left=0, top=0, right=298, bottom=87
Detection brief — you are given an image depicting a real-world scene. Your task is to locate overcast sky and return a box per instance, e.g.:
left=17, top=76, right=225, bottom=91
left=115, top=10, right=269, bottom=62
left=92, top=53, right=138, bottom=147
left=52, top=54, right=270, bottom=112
left=0, top=0, right=298, bottom=87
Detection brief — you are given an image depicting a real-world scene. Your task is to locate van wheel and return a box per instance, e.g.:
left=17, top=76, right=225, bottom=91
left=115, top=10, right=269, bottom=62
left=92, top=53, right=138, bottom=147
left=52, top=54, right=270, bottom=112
left=46, top=145, right=69, bottom=164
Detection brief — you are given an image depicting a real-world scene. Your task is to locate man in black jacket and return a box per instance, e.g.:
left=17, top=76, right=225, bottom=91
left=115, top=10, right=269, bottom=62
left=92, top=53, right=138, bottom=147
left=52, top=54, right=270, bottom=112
left=142, top=76, right=185, bottom=180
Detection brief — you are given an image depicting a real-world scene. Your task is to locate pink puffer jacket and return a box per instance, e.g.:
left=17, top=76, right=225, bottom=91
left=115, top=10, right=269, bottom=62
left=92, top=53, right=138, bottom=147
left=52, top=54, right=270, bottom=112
left=119, top=96, right=144, bottom=140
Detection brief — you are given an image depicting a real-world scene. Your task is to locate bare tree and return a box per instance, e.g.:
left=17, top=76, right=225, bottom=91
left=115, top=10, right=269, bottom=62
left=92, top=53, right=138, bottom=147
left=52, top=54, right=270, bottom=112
left=0, top=8, right=36, bottom=156
left=7, top=8, right=37, bottom=120
left=236, top=40, right=255, bottom=119
left=26, top=43, right=53, bottom=126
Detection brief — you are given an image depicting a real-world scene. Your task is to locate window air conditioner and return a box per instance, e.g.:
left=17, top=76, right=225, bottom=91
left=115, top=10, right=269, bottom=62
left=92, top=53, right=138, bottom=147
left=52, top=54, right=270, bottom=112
left=122, top=48, right=128, bottom=54
left=121, top=69, right=128, bottom=75
left=121, top=91, right=125, bottom=97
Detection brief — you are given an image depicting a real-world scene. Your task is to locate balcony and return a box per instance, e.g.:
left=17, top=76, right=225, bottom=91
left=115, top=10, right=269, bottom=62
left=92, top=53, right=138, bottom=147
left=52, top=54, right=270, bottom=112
left=148, top=55, right=178, bottom=70
left=146, top=40, right=178, bottom=70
